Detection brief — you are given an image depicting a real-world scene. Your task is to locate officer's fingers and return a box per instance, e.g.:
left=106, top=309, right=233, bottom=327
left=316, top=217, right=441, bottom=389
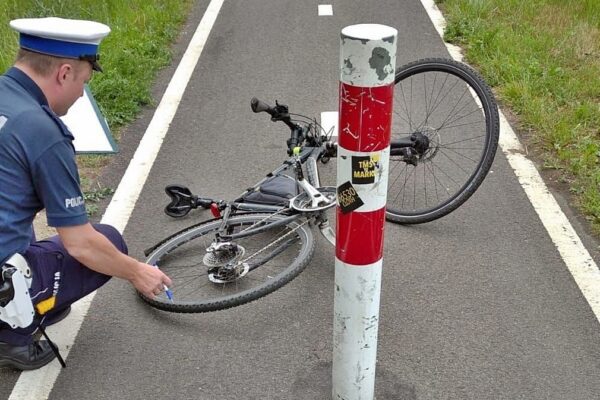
left=162, top=274, right=173, bottom=287
left=132, top=279, right=149, bottom=297
left=153, top=286, right=162, bottom=296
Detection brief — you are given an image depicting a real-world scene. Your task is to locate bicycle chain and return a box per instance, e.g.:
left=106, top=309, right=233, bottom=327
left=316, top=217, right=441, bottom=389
left=233, top=218, right=309, bottom=268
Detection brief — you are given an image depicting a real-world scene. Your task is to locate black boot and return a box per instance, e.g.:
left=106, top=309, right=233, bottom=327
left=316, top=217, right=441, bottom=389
left=0, top=339, right=56, bottom=370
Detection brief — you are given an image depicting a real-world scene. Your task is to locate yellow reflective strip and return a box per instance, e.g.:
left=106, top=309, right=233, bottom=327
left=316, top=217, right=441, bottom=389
left=35, top=296, right=56, bottom=315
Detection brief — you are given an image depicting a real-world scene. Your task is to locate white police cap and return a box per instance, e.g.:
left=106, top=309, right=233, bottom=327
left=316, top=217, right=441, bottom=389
left=10, top=17, right=110, bottom=72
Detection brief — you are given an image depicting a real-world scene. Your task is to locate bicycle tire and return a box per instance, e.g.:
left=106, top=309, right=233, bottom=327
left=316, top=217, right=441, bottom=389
left=139, top=213, right=315, bottom=313
left=386, top=58, right=500, bottom=224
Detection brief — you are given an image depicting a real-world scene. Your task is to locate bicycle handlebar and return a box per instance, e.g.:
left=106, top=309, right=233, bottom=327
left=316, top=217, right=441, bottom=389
left=251, top=98, right=293, bottom=123
left=250, top=98, right=274, bottom=115
left=249, top=98, right=336, bottom=158
left=251, top=97, right=304, bottom=154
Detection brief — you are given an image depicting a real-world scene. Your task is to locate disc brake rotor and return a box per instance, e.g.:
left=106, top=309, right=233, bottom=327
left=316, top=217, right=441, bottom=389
left=418, top=127, right=441, bottom=162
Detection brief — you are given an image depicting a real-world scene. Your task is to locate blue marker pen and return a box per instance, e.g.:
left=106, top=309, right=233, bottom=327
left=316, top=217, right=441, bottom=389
left=154, top=264, right=174, bottom=302
left=163, top=284, right=174, bottom=302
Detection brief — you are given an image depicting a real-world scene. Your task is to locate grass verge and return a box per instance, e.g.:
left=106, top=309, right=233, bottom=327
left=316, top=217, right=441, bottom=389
left=0, top=0, right=194, bottom=215
left=436, top=0, right=600, bottom=235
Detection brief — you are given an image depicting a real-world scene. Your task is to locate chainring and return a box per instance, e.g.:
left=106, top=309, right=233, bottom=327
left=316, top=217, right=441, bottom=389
left=291, top=187, right=337, bottom=212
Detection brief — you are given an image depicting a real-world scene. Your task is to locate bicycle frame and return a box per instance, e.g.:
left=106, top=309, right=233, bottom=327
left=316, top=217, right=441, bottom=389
left=162, top=132, right=429, bottom=253
left=161, top=101, right=449, bottom=254
left=204, top=145, right=336, bottom=245
left=152, top=144, right=336, bottom=262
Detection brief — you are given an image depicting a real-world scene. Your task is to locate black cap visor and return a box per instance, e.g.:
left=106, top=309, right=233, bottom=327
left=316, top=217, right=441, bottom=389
left=79, top=54, right=103, bottom=72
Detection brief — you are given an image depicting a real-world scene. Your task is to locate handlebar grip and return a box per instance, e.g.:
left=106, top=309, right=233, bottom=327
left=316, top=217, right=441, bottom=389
left=250, top=97, right=273, bottom=114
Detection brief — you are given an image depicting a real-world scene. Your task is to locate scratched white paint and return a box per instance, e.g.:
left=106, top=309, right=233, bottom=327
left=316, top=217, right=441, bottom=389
left=340, top=24, right=397, bottom=87
left=8, top=1, right=226, bottom=399
left=336, top=146, right=390, bottom=212
left=333, top=259, right=383, bottom=399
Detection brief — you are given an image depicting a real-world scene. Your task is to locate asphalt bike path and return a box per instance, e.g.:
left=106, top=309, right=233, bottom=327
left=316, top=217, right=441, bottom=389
left=2, top=1, right=600, bottom=399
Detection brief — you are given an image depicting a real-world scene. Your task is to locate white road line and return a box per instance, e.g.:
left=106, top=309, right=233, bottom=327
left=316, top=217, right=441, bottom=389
left=419, top=0, right=600, bottom=323
left=8, top=1, right=225, bottom=399
left=318, top=4, right=333, bottom=16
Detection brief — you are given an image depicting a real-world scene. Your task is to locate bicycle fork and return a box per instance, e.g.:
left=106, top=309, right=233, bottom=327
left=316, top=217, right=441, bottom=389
left=302, top=154, right=336, bottom=246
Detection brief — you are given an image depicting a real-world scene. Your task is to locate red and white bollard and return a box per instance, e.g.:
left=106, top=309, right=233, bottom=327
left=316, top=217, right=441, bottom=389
left=333, top=24, right=397, bottom=399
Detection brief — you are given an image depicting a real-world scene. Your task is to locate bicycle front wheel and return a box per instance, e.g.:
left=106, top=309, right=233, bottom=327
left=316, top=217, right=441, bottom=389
left=141, top=213, right=315, bottom=312
left=387, top=58, right=500, bottom=224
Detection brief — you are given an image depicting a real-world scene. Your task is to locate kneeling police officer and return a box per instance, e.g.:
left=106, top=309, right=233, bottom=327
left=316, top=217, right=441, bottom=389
left=0, top=17, right=172, bottom=370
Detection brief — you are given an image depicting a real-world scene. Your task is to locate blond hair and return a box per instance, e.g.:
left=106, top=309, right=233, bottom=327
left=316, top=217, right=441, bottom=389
left=15, top=49, right=83, bottom=77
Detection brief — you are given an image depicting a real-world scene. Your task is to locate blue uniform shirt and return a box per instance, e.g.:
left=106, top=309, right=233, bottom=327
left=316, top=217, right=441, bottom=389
left=0, top=67, right=88, bottom=264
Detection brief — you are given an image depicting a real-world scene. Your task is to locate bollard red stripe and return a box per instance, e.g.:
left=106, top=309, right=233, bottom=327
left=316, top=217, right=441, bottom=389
left=338, top=83, right=394, bottom=152
left=335, top=207, right=386, bottom=265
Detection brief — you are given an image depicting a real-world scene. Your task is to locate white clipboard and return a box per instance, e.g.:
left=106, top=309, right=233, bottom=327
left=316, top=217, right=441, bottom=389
left=60, top=84, right=118, bottom=154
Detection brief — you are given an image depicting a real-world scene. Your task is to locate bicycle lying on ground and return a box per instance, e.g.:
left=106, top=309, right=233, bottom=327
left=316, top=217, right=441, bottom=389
left=139, top=58, right=500, bottom=313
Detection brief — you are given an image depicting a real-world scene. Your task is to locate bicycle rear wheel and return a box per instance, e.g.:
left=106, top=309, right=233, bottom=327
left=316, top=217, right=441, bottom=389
left=387, top=58, right=499, bottom=224
left=140, top=213, right=315, bottom=312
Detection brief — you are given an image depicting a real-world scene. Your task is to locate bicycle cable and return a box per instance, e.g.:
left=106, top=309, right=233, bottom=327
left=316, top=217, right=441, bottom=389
left=288, top=114, right=330, bottom=142
left=238, top=207, right=289, bottom=234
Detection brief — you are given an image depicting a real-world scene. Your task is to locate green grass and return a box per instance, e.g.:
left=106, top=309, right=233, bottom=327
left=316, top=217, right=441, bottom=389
left=0, top=0, right=193, bottom=205
left=0, top=0, right=193, bottom=132
left=80, top=175, right=115, bottom=216
left=437, top=0, right=600, bottom=234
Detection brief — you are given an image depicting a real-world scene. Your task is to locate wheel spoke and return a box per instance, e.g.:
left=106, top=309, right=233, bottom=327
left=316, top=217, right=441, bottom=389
left=141, top=214, right=314, bottom=312
left=386, top=59, right=498, bottom=223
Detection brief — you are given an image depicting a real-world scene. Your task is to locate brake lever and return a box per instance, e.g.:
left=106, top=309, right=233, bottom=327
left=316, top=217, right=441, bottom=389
left=271, top=101, right=290, bottom=121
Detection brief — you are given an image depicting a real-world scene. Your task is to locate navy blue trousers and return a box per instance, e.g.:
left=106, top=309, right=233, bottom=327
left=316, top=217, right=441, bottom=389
left=0, top=224, right=127, bottom=345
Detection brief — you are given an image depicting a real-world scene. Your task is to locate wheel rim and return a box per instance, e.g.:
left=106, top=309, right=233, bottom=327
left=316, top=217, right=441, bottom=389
left=145, top=214, right=311, bottom=309
left=387, top=63, right=494, bottom=219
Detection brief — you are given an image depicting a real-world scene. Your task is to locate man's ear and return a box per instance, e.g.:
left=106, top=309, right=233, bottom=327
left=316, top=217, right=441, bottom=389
left=56, top=63, right=73, bottom=85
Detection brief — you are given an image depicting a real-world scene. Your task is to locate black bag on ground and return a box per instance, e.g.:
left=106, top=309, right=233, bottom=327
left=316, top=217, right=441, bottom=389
left=238, top=175, right=299, bottom=206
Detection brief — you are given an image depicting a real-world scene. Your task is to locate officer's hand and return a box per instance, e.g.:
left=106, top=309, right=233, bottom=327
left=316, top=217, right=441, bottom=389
left=130, top=262, right=173, bottom=298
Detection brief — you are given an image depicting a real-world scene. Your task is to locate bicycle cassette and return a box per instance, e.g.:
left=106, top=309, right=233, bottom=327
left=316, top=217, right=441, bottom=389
left=203, top=243, right=245, bottom=267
